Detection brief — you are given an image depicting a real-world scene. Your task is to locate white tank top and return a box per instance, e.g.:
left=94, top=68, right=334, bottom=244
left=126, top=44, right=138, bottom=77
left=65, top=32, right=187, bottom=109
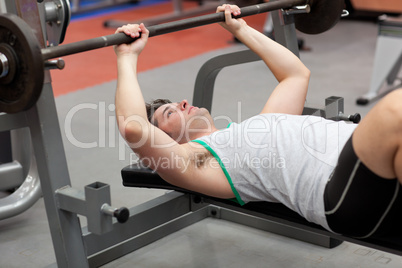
left=193, top=113, right=357, bottom=231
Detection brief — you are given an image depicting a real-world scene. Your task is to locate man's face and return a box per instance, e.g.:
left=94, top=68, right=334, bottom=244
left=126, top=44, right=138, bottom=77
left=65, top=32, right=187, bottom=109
left=152, top=99, right=213, bottom=143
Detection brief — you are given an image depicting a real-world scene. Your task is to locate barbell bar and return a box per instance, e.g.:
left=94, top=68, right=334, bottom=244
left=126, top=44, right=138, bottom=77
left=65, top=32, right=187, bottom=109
left=0, top=0, right=345, bottom=114
left=42, top=0, right=306, bottom=60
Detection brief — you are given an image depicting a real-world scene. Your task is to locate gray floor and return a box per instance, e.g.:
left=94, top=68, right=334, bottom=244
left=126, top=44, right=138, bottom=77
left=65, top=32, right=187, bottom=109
left=1, top=18, right=402, bottom=267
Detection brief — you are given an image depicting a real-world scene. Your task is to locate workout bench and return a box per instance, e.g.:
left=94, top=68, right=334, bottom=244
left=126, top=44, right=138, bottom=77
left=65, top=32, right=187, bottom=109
left=121, top=163, right=402, bottom=256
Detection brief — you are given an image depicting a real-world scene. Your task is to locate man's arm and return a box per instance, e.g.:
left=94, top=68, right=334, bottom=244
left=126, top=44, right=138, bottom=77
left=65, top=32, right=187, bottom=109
left=114, top=24, right=234, bottom=198
left=218, top=5, right=310, bottom=115
left=114, top=23, right=149, bottom=141
left=114, top=24, right=188, bottom=172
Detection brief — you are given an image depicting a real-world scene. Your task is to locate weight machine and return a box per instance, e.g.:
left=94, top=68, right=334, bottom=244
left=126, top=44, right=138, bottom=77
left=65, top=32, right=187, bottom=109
left=1, top=1, right=398, bottom=268
left=356, top=15, right=402, bottom=105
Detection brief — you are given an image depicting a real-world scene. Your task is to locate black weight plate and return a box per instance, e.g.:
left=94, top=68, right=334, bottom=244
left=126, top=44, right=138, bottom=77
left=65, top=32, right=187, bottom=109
left=294, top=0, right=345, bottom=35
left=0, top=13, right=43, bottom=114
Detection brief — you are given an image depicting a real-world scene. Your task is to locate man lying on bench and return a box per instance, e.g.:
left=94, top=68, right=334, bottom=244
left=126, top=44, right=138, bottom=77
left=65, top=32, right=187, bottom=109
left=114, top=4, right=402, bottom=239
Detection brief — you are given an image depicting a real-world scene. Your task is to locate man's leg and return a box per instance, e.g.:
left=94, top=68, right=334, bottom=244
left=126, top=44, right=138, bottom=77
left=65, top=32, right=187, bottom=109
left=324, top=91, right=402, bottom=237
left=352, top=89, right=402, bottom=183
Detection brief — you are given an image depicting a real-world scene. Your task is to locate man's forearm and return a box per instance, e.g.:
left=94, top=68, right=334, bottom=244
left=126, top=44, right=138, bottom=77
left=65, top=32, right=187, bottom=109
left=115, top=54, right=152, bottom=145
left=234, top=25, right=310, bottom=82
left=115, top=55, right=147, bottom=121
left=233, top=24, right=309, bottom=115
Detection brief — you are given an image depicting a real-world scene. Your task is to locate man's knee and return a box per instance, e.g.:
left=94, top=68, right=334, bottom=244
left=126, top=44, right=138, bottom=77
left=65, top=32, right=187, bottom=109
left=385, top=88, right=402, bottom=100
left=378, top=90, right=402, bottom=127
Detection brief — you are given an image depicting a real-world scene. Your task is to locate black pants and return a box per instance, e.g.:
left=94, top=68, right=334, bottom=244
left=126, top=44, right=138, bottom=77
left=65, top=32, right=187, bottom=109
left=324, top=136, right=402, bottom=238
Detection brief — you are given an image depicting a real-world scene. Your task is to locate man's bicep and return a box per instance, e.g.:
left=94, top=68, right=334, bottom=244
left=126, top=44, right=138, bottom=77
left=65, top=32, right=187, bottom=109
left=260, top=77, right=308, bottom=115
left=129, top=124, right=189, bottom=172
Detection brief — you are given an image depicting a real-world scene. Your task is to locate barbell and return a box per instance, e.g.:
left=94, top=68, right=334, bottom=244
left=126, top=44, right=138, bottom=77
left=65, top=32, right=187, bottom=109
left=0, top=0, right=345, bottom=114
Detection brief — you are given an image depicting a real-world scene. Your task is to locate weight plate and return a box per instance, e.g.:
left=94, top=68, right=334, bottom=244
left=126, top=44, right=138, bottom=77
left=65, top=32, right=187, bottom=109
left=0, top=13, right=43, bottom=114
left=294, top=0, right=344, bottom=35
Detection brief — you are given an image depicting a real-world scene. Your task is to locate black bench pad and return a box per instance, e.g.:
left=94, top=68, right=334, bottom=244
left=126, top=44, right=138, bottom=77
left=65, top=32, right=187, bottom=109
left=122, top=164, right=322, bottom=227
left=122, top=164, right=402, bottom=255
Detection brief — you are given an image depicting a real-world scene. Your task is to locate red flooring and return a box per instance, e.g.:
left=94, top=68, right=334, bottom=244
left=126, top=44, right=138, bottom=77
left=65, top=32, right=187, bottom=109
left=50, top=2, right=266, bottom=97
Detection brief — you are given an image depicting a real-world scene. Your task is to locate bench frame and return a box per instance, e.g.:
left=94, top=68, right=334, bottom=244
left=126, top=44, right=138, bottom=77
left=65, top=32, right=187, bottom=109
left=83, top=191, right=344, bottom=267
left=92, top=186, right=402, bottom=267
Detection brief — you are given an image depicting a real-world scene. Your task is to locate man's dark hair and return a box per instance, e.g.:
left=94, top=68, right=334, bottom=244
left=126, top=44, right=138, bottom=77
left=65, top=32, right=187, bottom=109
left=145, top=99, right=172, bottom=127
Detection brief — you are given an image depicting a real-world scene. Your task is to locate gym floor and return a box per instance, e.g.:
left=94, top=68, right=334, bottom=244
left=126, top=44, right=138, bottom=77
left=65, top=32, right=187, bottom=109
left=1, top=1, right=402, bottom=267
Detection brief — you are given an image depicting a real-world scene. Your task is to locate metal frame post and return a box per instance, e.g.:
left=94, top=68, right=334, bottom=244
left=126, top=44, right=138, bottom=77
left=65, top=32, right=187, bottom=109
left=27, top=83, right=89, bottom=267
left=56, top=181, right=127, bottom=235
left=271, top=9, right=299, bottom=56
left=0, top=0, right=89, bottom=265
